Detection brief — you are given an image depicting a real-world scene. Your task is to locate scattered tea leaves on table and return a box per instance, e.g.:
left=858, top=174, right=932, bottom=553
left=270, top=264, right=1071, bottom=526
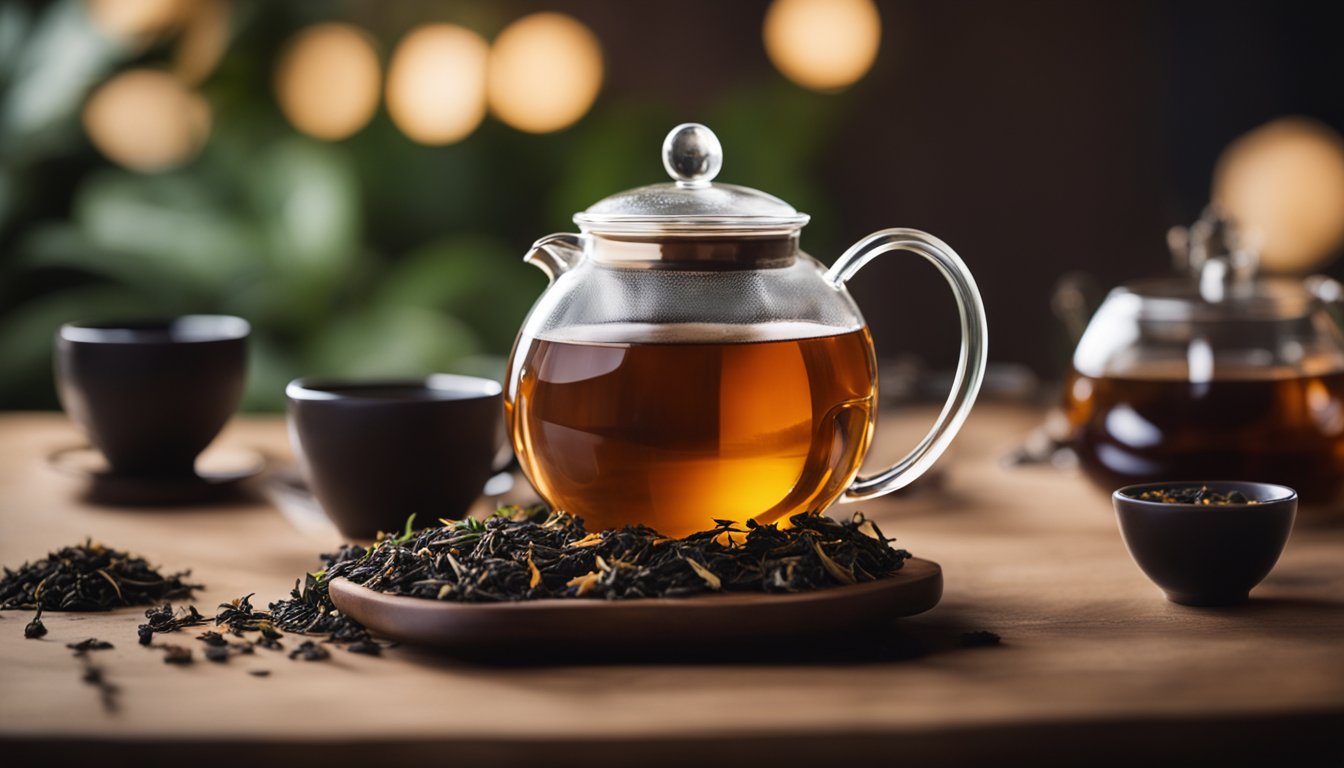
left=249, top=669, right=271, bottom=677
left=346, top=639, right=381, bottom=656
left=137, top=603, right=208, bottom=645
left=960, top=630, right=1002, bottom=648
left=215, top=594, right=275, bottom=636
left=211, top=594, right=291, bottom=651
left=23, top=609, right=47, bottom=639
left=200, top=634, right=255, bottom=663
left=65, top=636, right=118, bottom=711
left=65, top=640, right=118, bottom=710
left=198, top=630, right=228, bottom=647
left=266, top=548, right=379, bottom=648
left=1131, top=486, right=1259, bottom=505
left=289, top=640, right=330, bottom=661
left=159, top=644, right=193, bottom=665
left=67, top=638, right=114, bottom=655
left=79, top=657, right=118, bottom=712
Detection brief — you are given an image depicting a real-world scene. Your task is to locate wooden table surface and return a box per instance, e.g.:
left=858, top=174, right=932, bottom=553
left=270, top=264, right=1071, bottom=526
left=1, top=406, right=1341, bottom=767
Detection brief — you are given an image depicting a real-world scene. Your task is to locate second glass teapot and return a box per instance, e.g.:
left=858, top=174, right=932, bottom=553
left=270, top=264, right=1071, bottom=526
left=1064, top=209, right=1344, bottom=502
left=505, top=124, right=987, bottom=535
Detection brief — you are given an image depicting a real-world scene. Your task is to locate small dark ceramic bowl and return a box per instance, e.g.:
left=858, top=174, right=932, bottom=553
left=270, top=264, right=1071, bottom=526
left=56, top=316, right=250, bottom=476
left=287, top=375, right=503, bottom=540
left=1113, top=481, right=1297, bottom=607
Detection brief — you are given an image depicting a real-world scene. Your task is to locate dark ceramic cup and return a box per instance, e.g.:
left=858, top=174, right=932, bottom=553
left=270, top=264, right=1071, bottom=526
left=1113, top=481, right=1297, bottom=607
left=56, top=316, right=250, bottom=476
left=287, top=375, right=503, bottom=540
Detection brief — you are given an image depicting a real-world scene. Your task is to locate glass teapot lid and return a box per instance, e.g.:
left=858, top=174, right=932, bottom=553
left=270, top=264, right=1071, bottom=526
left=1118, top=207, right=1331, bottom=321
left=573, top=123, right=811, bottom=235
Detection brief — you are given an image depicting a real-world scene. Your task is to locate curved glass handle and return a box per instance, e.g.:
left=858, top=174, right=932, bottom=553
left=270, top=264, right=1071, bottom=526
left=826, top=228, right=989, bottom=501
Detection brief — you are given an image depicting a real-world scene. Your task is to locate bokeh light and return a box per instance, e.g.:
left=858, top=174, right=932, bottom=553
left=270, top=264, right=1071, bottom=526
left=173, top=0, right=231, bottom=85
left=82, top=69, right=210, bottom=171
left=487, top=13, right=603, bottom=134
left=763, top=0, right=881, bottom=92
left=386, top=24, right=489, bottom=145
left=1214, top=117, right=1344, bottom=273
left=274, top=23, right=381, bottom=141
left=85, top=0, right=186, bottom=43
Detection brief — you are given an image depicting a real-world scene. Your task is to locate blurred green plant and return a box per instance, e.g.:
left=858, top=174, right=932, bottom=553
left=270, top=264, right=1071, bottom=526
left=0, top=0, right=841, bottom=411
left=0, top=1, right=548, bottom=410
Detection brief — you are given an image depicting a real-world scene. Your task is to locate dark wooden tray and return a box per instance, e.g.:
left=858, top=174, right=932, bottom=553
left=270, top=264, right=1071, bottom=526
left=329, top=557, right=942, bottom=650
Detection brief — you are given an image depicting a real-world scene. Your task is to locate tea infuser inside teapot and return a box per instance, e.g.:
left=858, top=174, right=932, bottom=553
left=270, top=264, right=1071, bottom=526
left=504, top=123, right=988, bottom=536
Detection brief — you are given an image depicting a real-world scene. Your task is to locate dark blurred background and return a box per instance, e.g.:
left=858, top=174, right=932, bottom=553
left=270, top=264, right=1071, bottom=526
left=2, top=0, right=1342, bottom=410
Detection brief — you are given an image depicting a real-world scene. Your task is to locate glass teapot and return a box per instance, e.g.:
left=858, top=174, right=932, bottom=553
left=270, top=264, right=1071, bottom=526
left=1064, top=208, right=1344, bottom=502
left=505, top=124, right=987, bottom=535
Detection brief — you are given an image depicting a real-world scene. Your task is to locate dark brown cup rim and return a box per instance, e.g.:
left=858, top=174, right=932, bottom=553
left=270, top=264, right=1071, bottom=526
left=59, top=315, right=251, bottom=344
left=286, top=374, right=503, bottom=404
left=1114, top=481, right=1298, bottom=508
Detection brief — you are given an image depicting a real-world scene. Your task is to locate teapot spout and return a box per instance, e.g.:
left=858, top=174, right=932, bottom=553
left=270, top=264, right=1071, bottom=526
left=525, top=233, right=584, bottom=283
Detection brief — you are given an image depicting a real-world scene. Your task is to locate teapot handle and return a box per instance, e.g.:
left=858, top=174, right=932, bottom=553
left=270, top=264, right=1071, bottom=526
left=826, top=228, right=988, bottom=501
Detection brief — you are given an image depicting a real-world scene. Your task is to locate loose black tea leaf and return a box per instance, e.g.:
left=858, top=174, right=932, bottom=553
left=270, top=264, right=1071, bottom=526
left=67, top=638, right=114, bottom=655
left=249, top=669, right=271, bottom=677
left=267, top=550, right=378, bottom=650
left=62, top=634, right=119, bottom=711
left=159, top=644, right=193, bottom=665
left=137, top=603, right=207, bottom=645
left=79, top=657, right=118, bottom=713
left=215, top=594, right=276, bottom=636
left=24, top=613, right=46, bottom=639
left=346, top=640, right=381, bottom=656
left=1131, top=486, right=1259, bottom=505
left=289, top=640, right=330, bottom=661
left=960, top=630, right=1002, bottom=648
left=0, top=540, right=200, bottom=615
left=201, top=635, right=255, bottom=663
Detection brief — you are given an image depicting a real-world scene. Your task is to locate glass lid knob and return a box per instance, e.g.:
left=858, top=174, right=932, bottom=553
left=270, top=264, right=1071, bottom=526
left=662, top=123, right=722, bottom=189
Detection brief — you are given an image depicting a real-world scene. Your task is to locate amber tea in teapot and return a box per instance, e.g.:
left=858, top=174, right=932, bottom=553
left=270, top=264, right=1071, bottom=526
left=1065, top=366, right=1344, bottom=502
left=505, top=124, right=987, bottom=535
left=509, top=323, right=877, bottom=534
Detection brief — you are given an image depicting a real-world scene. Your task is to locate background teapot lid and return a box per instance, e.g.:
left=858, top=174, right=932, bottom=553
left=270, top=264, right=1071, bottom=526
left=574, top=123, right=811, bottom=235
left=1118, top=208, right=1335, bottom=321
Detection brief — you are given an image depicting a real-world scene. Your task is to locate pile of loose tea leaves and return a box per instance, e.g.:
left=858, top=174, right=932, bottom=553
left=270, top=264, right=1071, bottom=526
left=1, top=540, right=201, bottom=634
left=3, top=509, right=917, bottom=672
left=215, top=591, right=381, bottom=659
left=1130, top=486, right=1260, bottom=505
left=304, top=506, right=909, bottom=608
